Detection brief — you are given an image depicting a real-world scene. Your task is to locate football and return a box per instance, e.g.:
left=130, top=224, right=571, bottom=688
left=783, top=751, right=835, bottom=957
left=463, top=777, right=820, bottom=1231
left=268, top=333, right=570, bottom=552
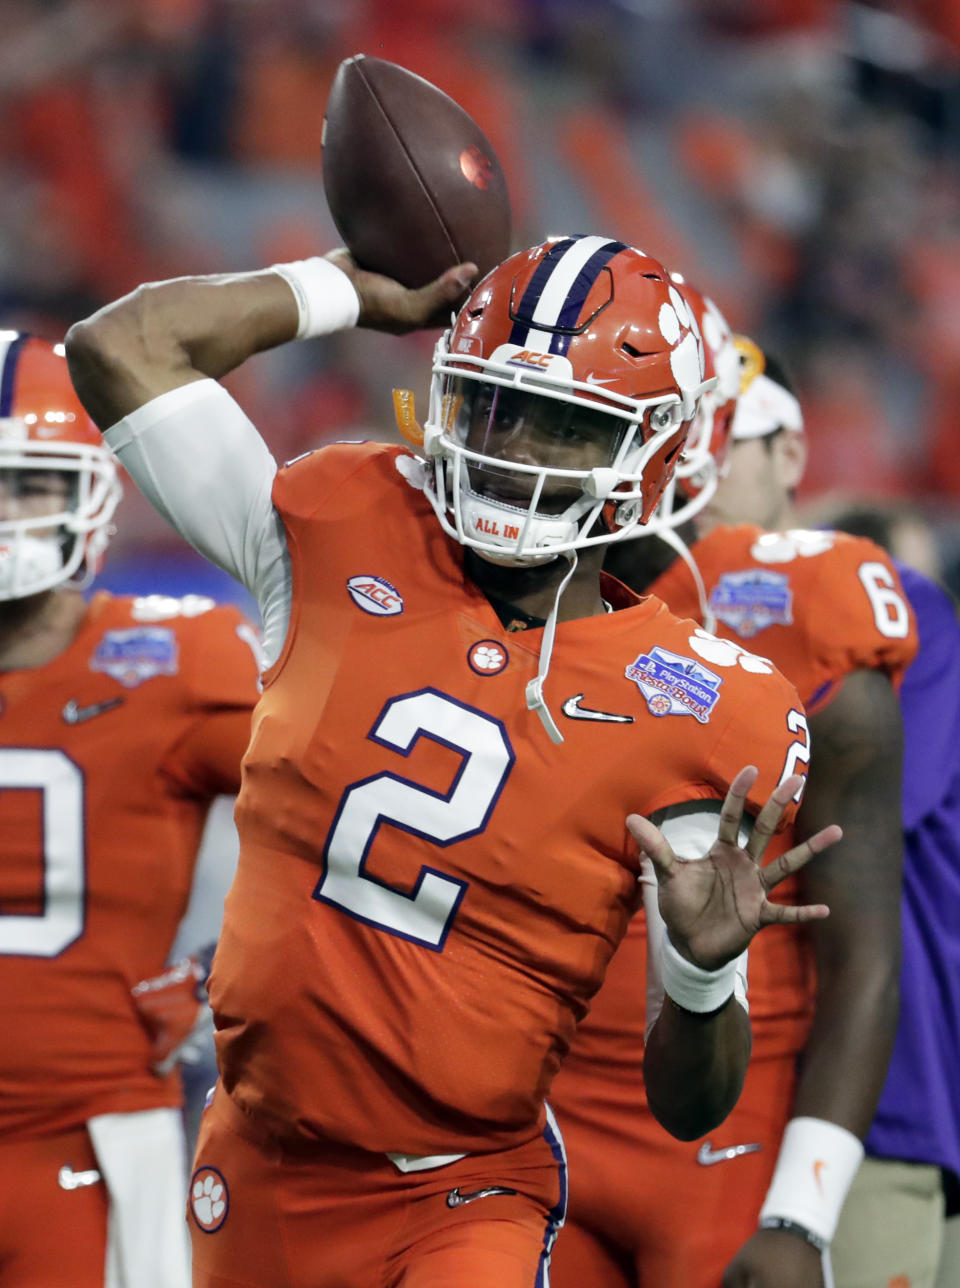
left=322, top=55, right=512, bottom=289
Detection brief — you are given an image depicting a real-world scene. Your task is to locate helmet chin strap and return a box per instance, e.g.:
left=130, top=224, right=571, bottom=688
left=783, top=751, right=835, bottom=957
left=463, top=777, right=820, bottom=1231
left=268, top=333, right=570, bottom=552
left=525, top=548, right=579, bottom=745
left=654, top=526, right=715, bottom=633
left=0, top=534, right=65, bottom=601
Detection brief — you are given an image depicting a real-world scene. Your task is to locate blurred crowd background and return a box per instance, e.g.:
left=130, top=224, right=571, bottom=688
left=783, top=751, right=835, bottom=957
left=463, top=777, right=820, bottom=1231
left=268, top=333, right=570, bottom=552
left=2, top=0, right=959, bottom=603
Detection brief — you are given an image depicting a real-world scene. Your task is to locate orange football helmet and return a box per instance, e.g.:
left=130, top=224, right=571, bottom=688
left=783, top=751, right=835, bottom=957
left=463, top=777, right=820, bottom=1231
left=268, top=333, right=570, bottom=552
left=642, top=276, right=740, bottom=536
left=422, top=236, right=715, bottom=564
left=0, top=333, right=120, bottom=599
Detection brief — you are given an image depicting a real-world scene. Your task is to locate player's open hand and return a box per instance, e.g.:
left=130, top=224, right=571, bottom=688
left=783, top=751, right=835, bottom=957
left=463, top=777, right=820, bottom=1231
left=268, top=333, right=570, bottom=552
left=627, top=767, right=839, bottom=972
left=325, top=249, right=477, bottom=334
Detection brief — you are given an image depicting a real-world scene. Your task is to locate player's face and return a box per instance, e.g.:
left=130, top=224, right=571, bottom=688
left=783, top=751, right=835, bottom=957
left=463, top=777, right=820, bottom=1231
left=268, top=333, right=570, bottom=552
left=0, top=469, right=71, bottom=527
left=699, top=435, right=794, bottom=534
left=450, top=379, right=626, bottom=515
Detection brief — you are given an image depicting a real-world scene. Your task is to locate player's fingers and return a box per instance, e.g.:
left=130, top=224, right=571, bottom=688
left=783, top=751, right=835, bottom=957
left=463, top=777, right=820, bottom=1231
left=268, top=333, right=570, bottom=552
left=417, top=262, right=478, bottom=320
left=745, top=773, right=804, bottom=862
left=760, top=824, right=843, bottom=891
left=717, top=766, right=758, bottom=847
left=759, top=899, right=830, bottom=926
left=626, top=814, right=676, bottom=879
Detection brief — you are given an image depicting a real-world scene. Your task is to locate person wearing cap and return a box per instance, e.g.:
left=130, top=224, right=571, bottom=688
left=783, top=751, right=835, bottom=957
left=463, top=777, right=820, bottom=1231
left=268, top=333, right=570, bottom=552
left=549, top=340, right=916, bottom=1288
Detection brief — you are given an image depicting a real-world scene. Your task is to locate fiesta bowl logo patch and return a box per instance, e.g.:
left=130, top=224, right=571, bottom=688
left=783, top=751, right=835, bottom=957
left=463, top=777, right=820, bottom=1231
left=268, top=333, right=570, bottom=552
left=90, top=627, right=178, bottom=688
left=468, top=640, right=508, bottom=675
left=346, top=575, right=404, bottom=616
left=625, top=646, right=722, bottom=722
left=190, top=1166, right=228, bottom=1233
left=709, top=570, right=793, bottom=638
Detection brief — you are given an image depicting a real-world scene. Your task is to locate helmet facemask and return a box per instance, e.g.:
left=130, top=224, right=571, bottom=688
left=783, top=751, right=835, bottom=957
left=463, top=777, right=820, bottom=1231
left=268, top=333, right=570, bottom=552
left=422, top=348, right=695, bottom=566
left=0, top=438, right=121, bottom=601
left=638, top=283, right=739, bottom=540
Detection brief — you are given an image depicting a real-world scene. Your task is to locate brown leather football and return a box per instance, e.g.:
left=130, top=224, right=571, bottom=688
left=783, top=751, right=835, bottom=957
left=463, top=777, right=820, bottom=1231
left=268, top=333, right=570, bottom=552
left=322, top=55, right=512, bottom=288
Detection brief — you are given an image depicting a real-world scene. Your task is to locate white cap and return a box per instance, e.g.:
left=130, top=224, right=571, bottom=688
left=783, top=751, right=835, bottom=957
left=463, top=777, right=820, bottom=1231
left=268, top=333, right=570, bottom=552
left=730, top=335, right=804, bottom=440
left=731, top=372, right=804, bottom=440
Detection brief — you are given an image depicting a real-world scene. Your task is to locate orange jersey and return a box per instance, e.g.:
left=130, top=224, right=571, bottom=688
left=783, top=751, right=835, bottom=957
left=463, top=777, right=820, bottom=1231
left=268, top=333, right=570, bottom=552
left=559, top=524, right=918, bottom=1094
left=0, top=592, right=259, bottom=1139
left=213, top=443, right=808, bottom=1158
left=656, top=525, right=919, bottom=714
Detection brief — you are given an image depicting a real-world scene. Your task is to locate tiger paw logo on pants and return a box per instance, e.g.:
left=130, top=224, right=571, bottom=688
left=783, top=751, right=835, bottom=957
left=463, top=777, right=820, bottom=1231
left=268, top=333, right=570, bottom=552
left=190, top=1165, right=229, bottom=1232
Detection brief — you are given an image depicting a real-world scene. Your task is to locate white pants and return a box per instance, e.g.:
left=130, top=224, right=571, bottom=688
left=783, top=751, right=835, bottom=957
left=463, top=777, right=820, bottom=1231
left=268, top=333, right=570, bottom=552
left=88, top=1106, right=191, bottom=1288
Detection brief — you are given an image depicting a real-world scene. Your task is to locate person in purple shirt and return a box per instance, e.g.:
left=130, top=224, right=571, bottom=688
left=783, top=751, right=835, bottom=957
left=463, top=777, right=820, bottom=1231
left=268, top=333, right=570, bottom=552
left=819, top=509, right=960, bottom=1288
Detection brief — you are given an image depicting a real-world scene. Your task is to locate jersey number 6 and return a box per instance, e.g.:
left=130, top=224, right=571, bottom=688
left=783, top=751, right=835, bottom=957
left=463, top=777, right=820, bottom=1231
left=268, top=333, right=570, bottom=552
left=859, top=561, right=910, bottom=639
left=314, top=689, right=515, bottom=950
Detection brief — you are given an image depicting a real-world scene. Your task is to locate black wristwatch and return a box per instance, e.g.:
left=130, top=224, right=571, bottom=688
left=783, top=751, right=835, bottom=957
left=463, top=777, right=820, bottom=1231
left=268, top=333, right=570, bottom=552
left=758, top=1216, right=828, bottom=1253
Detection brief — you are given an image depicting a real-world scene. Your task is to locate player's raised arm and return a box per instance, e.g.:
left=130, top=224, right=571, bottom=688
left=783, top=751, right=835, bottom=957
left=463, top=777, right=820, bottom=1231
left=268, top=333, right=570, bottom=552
left=636, top=768, right=839, bottom=1141
left=63, top=254, right=475, bottom=657
left=64, top=254, right=475, bottom=431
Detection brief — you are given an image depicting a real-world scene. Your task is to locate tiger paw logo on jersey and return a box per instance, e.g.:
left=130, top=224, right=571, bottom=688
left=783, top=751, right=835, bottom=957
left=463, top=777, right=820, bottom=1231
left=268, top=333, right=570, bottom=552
left=468, top=640, right=508, bottom=675
left=346, top=575, right=404, bottom=616
left=89, top=627, right=179, bottom=688
left=709, top=570, right=793, bottom=638
left=750, top=529, right=835, bottom=563
left=625, top=646, right=722, bottom=722
left=190, top=1166, right=228, bottom=1233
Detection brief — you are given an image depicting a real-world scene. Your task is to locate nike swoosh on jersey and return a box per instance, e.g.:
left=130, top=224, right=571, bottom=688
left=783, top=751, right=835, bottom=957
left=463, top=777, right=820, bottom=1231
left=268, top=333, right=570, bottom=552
left=562, top=694, right=634, bottom=724
left=446, top=1185, right=518, bottom=1208
left=58, top=1165, right=103, bottom=1190
left=61, top=697, right=126, bottom=724
left=696, top=1140, right=762, bottom=1166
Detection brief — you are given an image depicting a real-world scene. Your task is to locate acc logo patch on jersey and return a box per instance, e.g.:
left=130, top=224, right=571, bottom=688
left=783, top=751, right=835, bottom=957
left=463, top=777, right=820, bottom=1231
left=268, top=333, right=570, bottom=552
left=90, top=627, right=179, bottom=688
left=346, top=575, right=404, bottom=616
left=709, top=570, right=793, bottom=638
left=625, top=646, right=722, bottom=722
left=190, top=1166, right=228, bottom=1233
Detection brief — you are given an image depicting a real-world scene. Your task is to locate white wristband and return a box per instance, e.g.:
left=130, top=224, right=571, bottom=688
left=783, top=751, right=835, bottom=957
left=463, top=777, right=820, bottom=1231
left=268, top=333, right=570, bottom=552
left=269, top=257, right=360, bottom=339
left=659, top=933, right=737, bottom=1014
left=760, top=1116, right=865, bottom=1245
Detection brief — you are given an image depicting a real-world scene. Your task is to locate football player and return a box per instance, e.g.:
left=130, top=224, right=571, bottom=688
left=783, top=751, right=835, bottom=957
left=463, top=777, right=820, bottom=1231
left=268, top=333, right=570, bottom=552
left=0, top=335, right=260, bottom=1287
left=65, top=238, right=840, bottom=1288
left=551, top=333, right=916, bottom=1288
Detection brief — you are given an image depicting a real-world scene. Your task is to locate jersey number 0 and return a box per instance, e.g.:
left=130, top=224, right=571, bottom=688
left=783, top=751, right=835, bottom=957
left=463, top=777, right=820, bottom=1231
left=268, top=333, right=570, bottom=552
left=0, top=748, right=85, bottom=957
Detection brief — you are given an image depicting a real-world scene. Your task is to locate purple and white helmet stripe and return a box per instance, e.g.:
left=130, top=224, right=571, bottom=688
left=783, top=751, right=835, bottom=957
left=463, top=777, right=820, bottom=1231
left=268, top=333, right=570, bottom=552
left=0, top=333, right=28, bottom=417
left=508, top=235, right=628, bottom=356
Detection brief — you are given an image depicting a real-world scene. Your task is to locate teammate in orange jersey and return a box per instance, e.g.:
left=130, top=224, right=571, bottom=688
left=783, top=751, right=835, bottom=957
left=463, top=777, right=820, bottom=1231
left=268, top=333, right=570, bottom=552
left=66, top=237, right=840, bottom=1288
left=551, top=333, right=916, bottom=1288
left=0, top=335, right=260, bottom=1288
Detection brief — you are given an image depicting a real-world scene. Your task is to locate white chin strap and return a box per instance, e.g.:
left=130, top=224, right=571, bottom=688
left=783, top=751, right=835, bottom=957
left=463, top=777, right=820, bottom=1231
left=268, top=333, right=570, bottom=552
left=654, top=526, right=715, bottom=633
left=0, top=535, right=65, bottom=600
left=459, top=492, right=580, bottom=567
left=525, top=549, right=579, bottom=745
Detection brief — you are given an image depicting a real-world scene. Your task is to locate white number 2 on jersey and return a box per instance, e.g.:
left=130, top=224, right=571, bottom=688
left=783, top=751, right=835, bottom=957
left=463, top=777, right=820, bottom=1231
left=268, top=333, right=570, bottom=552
left=0, top=749, right=85, bottom=957
left=314, top=689, right=515, bottom=950
left=778, top=708, right=810, bottom=803
left=858, top=561, right=910, bottom=639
